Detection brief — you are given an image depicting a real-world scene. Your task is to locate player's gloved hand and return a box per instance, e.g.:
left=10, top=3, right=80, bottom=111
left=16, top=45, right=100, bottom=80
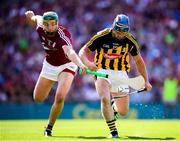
left=145, top=81, right=152, bottom=91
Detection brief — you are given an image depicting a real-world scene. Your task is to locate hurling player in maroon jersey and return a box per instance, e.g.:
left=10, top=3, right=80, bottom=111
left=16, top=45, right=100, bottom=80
left=25, top=10, right=88, bottom=137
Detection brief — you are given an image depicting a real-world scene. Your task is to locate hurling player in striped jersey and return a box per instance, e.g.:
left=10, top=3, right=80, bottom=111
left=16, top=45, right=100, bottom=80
left=79, top=14, right=152, bottom=138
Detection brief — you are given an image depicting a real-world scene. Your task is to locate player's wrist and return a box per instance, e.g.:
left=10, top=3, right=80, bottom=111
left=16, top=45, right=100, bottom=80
left=79, top=64, right=86, bottom=69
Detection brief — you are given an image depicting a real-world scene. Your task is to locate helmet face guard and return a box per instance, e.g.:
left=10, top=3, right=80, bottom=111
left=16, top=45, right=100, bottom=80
left=113, top=14, right=130, bottom=32
left=114, top=23, right=129, bottom=32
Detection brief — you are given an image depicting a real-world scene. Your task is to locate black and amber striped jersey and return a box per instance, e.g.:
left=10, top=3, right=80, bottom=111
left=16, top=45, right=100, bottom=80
left=86, top=28, right=140, bottom=72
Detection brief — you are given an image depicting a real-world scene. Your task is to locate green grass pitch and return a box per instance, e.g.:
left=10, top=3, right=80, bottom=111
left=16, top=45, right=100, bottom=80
left=1, top=119, right=180, bottom=141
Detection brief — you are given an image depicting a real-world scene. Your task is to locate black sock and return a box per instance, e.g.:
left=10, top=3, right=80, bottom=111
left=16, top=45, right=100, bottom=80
left=46, top=124, right=53, bottom=131
left=106, top=119, right=117, bottom=132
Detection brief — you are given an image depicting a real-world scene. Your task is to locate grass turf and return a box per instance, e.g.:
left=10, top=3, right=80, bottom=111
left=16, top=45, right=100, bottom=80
left=1, top=119, right=180, bottom=141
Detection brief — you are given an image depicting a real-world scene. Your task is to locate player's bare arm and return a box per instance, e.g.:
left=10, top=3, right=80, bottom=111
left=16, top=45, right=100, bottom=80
left=133, top=54, right=152, bottom=91
left=79, top=45, right=98, bottom=71
left=62, top=45, right=88, bottom=71
left=25, top=10, right=41, bottom=26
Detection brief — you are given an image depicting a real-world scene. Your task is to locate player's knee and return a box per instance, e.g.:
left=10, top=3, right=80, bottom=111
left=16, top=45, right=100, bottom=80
left=117, top=108, right=129, bottom=116
left=33, top=95, right=44, bottom=103
left=119, top=111, right=128, bottom=116
left=33, top=91, right=46, bottom=103
left=100, top=95, right=110, bottom=105
left=55, top=93, right=66, bottom=104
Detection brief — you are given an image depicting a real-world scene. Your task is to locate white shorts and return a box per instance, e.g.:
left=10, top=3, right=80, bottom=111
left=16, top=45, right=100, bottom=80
left=96, top=69, right=129, bottom=93
left=40, top=59, right=78, bottom=81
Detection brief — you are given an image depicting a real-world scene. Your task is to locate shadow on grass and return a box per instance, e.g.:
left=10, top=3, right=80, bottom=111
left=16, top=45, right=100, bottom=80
left=53, top=135, right=175, bottom=140
left=53, top=135, right=107, bottom=139
left=126, top=136, right=175, bottom=140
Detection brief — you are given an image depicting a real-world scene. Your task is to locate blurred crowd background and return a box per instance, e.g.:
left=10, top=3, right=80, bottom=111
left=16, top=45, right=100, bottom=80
left=0, top=0, right=179, bottom=105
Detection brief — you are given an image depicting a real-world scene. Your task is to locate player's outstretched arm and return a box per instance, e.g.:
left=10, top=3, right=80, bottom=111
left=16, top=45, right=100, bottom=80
left=133, top=54, right=152, bottom=91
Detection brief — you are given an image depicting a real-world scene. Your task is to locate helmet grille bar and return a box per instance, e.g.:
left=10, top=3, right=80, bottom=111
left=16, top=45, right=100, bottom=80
left=113, top=14, right=130, bottom=32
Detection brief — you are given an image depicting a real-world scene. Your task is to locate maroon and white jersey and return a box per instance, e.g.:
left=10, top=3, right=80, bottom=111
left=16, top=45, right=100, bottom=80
left=36, top=25, right=72, bottom=66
